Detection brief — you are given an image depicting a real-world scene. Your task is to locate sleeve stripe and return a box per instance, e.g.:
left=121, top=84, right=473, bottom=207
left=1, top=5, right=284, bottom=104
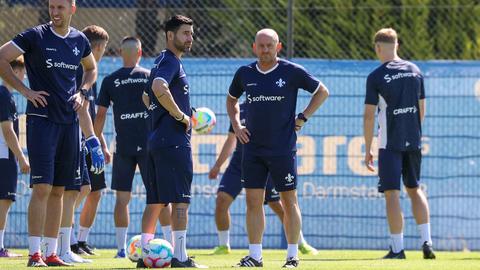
left=228, top=92, right=238, bottom=99
left=153, top=77, right=169, bottom=87
left=10, top=41, right=25, bottom=54
left=311, top=81, right=324, bottom=95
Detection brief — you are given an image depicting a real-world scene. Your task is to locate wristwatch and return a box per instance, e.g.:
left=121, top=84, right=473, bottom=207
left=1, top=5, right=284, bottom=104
left=297, top=113, right=308, bottom=122
left=78, top=88, right=89, bottom=97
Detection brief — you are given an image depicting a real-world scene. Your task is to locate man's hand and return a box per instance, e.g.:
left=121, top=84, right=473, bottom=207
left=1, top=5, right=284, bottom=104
left=208, top=165, right=221, bottom=180
left=233, top=125, right=250, bottom=144
left=102, top=146, right=112, bottom=164
left=24, top=89, right=49, bottom=108
left=85, top=136, right=105, bottom=174
left=68, top=92, right=85, bottom=111
left=295, top=118, right=305, bottom=132
left=179, top=114, right=191, bottom=132
left=18, top=155, right=30, bottom=174
left=364, top=150, right=375, bottom=172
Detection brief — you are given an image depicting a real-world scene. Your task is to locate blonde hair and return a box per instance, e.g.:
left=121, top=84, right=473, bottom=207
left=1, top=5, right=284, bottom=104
left=374, top=28, right=398, bottom=44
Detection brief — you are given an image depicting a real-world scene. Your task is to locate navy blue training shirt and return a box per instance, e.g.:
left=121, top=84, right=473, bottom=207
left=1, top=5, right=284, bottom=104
left=96, top=66, right=150, bottom=155
left=11, top=23, right=91, bottom=124
left=0, top=86, right=19, bottom=160
left=146, top=49, right=192, bottom=149
left=365, top=59, right=425, bottom=151
left=228, top=59, right=321, bottom=156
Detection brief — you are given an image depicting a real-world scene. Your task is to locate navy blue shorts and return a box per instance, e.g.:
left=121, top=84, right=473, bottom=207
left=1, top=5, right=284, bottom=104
left=65, top=147, right=90, bottom=191
left=378, top=149, right=421, bottom=193
left=85, top=151, right=106, bottom=192
left=0, top=158, right=17, bottom=201
left=265, top=175, right=280, bottom=203
left=148, top=146, right=193, bottom=204
left=218, top=162, right=280, bottom=203
left=242, top=151, right=297, bottom=192
left=27, top=116, right=80, bottom=186
left=218, top=159, right=242, bottom=199
left=111, top=153, right=148, bottom=192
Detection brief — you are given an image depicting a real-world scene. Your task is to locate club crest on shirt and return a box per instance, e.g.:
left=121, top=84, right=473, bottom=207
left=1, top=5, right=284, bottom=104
left=276, top=78, right=286, bottom=87
left=73, top=46, right=80, bottom=56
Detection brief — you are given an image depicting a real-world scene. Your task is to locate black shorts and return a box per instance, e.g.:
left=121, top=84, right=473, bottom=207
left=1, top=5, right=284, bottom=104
left=0, top=158, right=17, bottom=201
left=148, top=146, right=193, bottom=204
left=111, top=153, right=148, bottom=192
left=378, top=149, right=421, bottom=193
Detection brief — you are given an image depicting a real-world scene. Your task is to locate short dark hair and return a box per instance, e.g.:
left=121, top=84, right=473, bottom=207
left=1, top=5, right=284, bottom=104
left=10, top=56, right=24, bottom=70
left=164, top=15, right=193, bottom=38
left=82, top=25, right=109, bottom=48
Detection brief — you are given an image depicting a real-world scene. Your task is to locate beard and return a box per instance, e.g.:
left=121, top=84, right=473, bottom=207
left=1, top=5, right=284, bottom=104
left=173, top=39, right=192, bottom=53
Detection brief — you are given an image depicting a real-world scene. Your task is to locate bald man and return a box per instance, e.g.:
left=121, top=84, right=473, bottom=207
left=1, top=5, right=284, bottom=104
left=94, top=36, right=171, bottom=258
left=226, top=28, right=329, bottom=268
left=364, top=28, right=435, bottom=259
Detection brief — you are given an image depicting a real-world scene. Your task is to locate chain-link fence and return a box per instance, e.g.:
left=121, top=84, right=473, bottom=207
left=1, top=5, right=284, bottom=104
left=0, top=0, right=479, bottom=59
left=2, top=0, right=480, bottom=251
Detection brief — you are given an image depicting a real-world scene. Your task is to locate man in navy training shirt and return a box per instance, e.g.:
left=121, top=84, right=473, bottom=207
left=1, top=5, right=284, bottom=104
left=0, top=56, right=29, bottom=258
left=71, top=25, right=110, bottom=258
left=209, top=102, right=318, bottom=256
left=95, top=36, right=172, bottom=259
left=363, top=28, right=435, bottom=260
left=0, top=0, right=104, bottom=267
left=226, top=28, right=329, bottom=268
left=59, top=25, right=109, bottom=264
left=138, top=15, right=207, bottom=269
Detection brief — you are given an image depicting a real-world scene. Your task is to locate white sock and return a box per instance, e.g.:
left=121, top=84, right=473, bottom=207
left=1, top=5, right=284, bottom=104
left=141, top=233, right=154, bottom=252
left=161, top=225, right=172, bottom=244
left=287, top=244, right=298, bottom=258
left=78, top=226, right=90, bottom=242
left=116, top=227, right=128, bottom=251
left=248, top=244, right=262, bottom=261
left=390, top=233, right=404, bottom=253
left=218, top=230, right=230, bottom=247
left=173, top=230, right=188, bottom=262
left=42, top=237, right=58, bottom=257
left=28, top=236, right=42, bottom=256
left=70, top=225, right=77, bottom=245
left=418, top=223, right=432, bottom=245
left=58, top=227, right=71, bottom=256
left=0, top=229, right=4, bottom=249
left=298, top=231, right=306, bottom=245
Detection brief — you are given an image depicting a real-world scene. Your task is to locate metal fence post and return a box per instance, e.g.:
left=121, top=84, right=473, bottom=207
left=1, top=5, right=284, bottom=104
left=287, top=0, right=294, bottom=59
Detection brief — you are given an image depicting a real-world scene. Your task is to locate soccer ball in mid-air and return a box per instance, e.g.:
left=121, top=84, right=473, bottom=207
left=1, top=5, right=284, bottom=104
left=126, top=235, right=142, bottom=262
left=192, top=107, right=216, bottom=134
left=143, top=238, right=174, bottom=268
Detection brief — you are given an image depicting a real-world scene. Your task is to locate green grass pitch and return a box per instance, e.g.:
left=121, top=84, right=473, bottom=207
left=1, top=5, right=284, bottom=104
left=1, top=249, right=480, bottom=269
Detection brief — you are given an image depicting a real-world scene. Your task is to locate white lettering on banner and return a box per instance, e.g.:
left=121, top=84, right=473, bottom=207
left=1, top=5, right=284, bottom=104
left=191, top=135, right=316, bottom=174
left=17, top=126, right=430, bottom=176
left=302, top=182, right=428, bottom=199
left=297, top=136, right=315, bottom=174
left=192, top=135, right=429, bottom=175
left=348, top=137, right=378, bottom=176
left=323, top=136, right=347, bottom=174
